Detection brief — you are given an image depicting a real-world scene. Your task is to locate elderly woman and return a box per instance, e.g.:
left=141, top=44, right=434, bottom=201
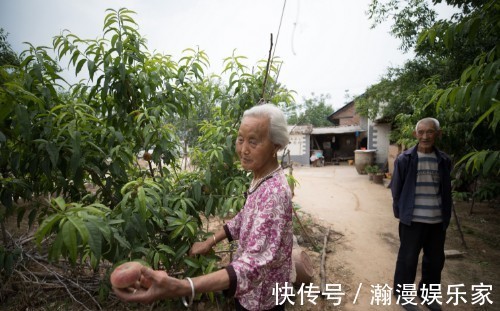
left=113, top=104, right=293, bottom=311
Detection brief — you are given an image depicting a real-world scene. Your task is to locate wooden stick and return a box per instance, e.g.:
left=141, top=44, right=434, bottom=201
left=261, top=33, right=273, bottom=101
left=452, top=202, right=468, bottom=249
left=469, top=178, right=478, bottom=215
left=451, top=185, right=467, bottom=249
left=292, top=207, right=318, bottom=250
left=320, top=228, right=330, bottom=295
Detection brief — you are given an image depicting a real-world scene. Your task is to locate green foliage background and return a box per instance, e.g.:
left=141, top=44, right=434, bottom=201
left=359, top=0, right=499, bottom=199
left=286, top=93, right=335, bottom=127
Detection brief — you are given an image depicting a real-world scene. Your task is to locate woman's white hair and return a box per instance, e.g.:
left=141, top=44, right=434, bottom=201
left=415, top=117, right=440, bottom=131
left=243, top=103, right=289, bottom=150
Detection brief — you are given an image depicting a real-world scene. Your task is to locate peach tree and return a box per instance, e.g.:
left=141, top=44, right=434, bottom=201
left=0, top=7, right=294, bottom=301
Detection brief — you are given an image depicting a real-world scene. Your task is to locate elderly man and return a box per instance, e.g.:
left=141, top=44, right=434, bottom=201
left=391, top=118, right=452, bottom=311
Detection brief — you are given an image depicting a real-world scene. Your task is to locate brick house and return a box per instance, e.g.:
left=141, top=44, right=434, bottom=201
left=286, top=100, right=392, bottom=169
left=327, top=100, right=393, bottom=172
left=286, top=101, right=367, bottom=166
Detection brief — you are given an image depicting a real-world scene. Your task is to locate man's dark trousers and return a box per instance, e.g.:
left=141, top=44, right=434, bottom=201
left=394, top=222, right=446, bottom=295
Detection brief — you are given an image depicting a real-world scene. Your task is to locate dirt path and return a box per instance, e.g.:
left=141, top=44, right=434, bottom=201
left=292, top=164, right=402, bottom=310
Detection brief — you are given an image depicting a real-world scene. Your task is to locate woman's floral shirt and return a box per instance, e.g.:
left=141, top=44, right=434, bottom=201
left=223, top=169, right=293, bottom=311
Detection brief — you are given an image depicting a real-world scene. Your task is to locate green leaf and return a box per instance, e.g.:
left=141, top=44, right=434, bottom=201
left=483, top=60, right=499, bottom=80
left=76, top=58, right=86, bottom=75
left=53, top=197, right=67, bottom=211
left=428, top=28, right=436, bottom=46
left=158, top=244, right=176, bottom=256
left=186, top=222, right=196, bottom=236
left=193, top=182, right=201, bottom=202
left=205, top=195, right=213, bottom=216
left=143, top=180, right=163, bottom=193
left=121, top=180, right=139, bottom=195
left=70, top=131, right=81, bottom=177
left=49, top=231, right=64, bottom=262
left=174, top=244, right=190, bottom=261
left=153, top=252, right=160, bottom=269
left=94, top=219, right=112, bottom=242
left=169, top=225, right=184, bottom=239
left=67, top=215, right=89, bottom=244
left=184, top=257, right=200, bottom=269
left=436, top=88, right=452, bottom=111
left=113, top=232, right=131, bottom=249
left=28, top=208, right=37, bottom=229
left=62, top=221, right=77, bottom=263
left=455, top=85, right=467, bottom=110
left=104, top=16, right=117, bottom=30
left=132, top=246, right=149, bottom=257
left=460, top=65, right=474, bottom=84
left=444, top=24, right=455, bottom=49
left=16, top=206, right=26, bottom=228
left=119, top=62, right=125, bottom=81
left=85, top=221, right=103, bottom=262
left=70, top=49, right=81, bottom=67
left=470, top=85, right=483, bottom=112
left=35, top=214, right=63, bottom=245
left=483, top=151, right=499, bottom=176
left=137, top=186, right=147, bottom=218
left=480, top=81, right=499, bottom=110
left=14, top=105, right=31, bottom=141
left=473, top=101, right=498, bottom=130
left=144, top=189, right=162, bottom=212
left=116, top=41, right=123, bottom=55
left=87, top=203, right=110, bottom=214
left=46, top=142, right=59, bottom=168
left=0, top=98, right=14, bottom=124
left=87, top=60, right=96, bottom=80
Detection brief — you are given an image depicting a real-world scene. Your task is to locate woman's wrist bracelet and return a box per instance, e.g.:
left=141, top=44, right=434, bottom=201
left=182, top=277, right=195, bottom=307
left=212, top=234, right=217, bottom=246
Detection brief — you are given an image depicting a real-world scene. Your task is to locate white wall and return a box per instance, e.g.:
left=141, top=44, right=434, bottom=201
left=288, top=133, right=310, bottom=166
left=289, top=134, right=306, bottom=156
left=372, top=123, right=391, bottom=168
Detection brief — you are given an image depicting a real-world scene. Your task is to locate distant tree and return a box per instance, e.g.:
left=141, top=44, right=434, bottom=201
left=363, top=0, right=499, bottom=201
left=287, top=93, right=335, bottom=127
left=368, top=0, right=438, bottom=52
left=0, top=28, right=19, bottom=66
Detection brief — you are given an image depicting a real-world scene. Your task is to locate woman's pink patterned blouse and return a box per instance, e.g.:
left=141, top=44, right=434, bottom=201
left=223, top=169, right=293, bottom=311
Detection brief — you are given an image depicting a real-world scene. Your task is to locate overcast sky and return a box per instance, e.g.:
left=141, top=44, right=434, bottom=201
left=1, top=0, right=455, bottom=110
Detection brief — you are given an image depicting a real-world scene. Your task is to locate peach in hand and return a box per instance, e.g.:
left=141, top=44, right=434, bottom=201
left=110, top=261, right=143, bottom=289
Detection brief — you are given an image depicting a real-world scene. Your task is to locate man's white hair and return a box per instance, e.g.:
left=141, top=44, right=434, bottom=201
left=415, top=118, right=440, bottom=131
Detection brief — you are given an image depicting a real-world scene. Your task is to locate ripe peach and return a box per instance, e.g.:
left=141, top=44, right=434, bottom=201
left=110, top=261, right=143, bottom=289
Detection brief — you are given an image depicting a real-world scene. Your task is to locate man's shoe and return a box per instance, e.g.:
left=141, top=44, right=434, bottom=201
left=401, top=304, right=421, bottom=311
left=423, top=301, right=442, bottom=311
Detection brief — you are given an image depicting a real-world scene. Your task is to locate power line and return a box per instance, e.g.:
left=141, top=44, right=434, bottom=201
left=261, top=0, right=288, bottom=103
left=291, top=0, right=300, bottom=55
left=272, top=0, right=288, bottom=61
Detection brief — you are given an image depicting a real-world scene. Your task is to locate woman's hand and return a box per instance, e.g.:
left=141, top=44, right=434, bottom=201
left=189, top=240, right=213, bottom=256
left=113, top=267, right=172, bottom=304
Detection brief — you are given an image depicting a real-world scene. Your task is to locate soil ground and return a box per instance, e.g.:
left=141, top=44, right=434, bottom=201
left=1, top=163, right=499, bottom=311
